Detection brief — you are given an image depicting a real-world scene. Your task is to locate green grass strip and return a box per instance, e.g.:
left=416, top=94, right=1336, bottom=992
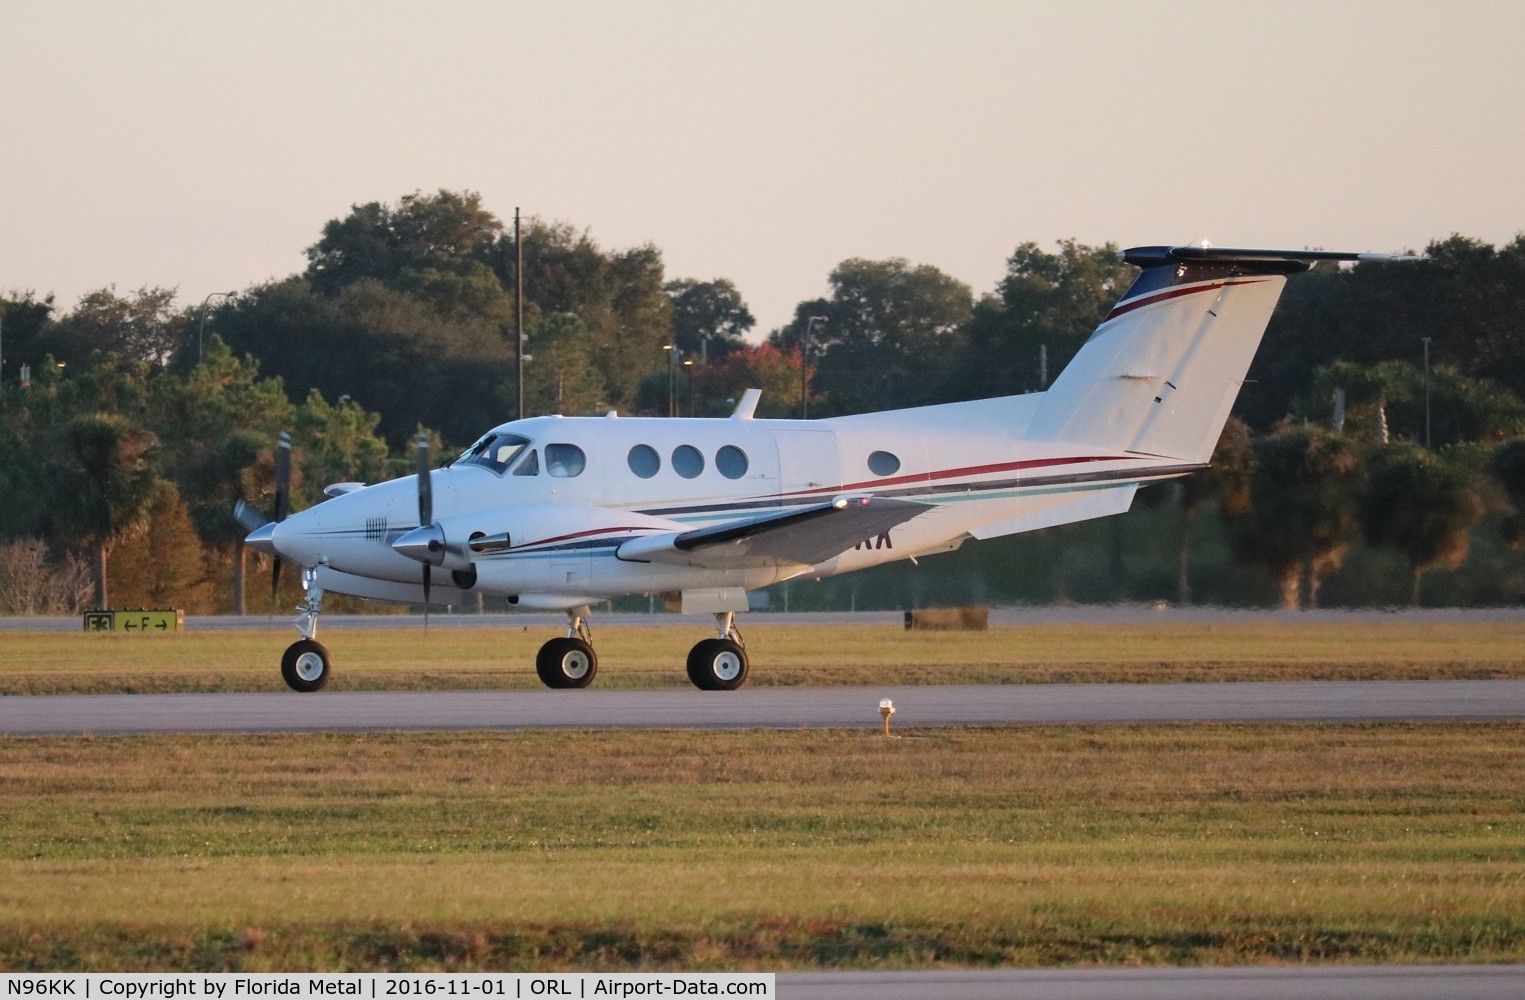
left=0, top=724, right=1521, bottom=970
left=5, top=620, right=1525, bottom=694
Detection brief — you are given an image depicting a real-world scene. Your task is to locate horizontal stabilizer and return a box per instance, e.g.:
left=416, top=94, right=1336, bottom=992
left=617, top=495, right=932, bottom=569
left=969, top=484, right=1138, bottom=541
left=1119, top=246, right=1423, bottom=271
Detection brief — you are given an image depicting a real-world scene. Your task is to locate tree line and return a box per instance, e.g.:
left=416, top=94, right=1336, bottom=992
left=3, top=188, right=1524, bottom=612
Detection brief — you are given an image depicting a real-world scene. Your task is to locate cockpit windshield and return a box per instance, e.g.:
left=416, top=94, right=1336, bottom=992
left=455, top=432, right=533, bottom=476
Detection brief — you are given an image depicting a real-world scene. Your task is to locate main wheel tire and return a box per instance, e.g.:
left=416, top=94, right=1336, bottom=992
left=686, top=638, right=749, bottom=691
left=536, top=636, right=598, bottom=689
left=281, top=638, right=331, bottom=693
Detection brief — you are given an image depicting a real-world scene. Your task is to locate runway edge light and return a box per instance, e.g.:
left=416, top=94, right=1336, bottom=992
left=879, top=698, right=895, bottom=736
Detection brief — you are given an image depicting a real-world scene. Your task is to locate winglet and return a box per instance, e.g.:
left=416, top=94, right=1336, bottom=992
left=730, top=388, right=762, bottom=420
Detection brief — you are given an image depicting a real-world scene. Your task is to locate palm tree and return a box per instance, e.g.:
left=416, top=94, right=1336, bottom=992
left=1364, top=444, right=1481, bottom=605
left=54, top=413, right=158, bottom=608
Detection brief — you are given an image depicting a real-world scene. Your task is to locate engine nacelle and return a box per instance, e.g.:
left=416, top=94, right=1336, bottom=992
left=394, top=503, right=679, bottom=594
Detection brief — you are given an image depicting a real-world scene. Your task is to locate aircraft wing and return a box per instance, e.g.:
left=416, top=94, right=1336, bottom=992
left=617, top=495, right=932, bottom=569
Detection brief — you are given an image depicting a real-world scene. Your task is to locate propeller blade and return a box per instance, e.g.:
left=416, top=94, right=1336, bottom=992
left=416, top=433, right=433, bottom=527
left=234, top=499, right=271, bottom=533
left=274, top=431, right=292, bottom=524
left=269, top=431, right=292, bottom=610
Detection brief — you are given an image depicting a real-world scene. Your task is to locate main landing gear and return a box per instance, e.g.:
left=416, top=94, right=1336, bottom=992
left=535, top=606, right=598, bottom=689
left=281, top=567, right=331, bottom=693
left=530, top=608, right=750, bottom=691
left=686, top=611, right=749, bottom=691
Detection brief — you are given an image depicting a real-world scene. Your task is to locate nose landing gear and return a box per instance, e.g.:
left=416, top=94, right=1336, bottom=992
left=281, top=567, right=331, bottom=692
left=282, top=638, right=331, bottom=692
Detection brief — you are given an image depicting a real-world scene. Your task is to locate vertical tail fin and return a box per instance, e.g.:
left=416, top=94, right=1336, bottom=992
left=1029, top=246, right=1415, bottom=464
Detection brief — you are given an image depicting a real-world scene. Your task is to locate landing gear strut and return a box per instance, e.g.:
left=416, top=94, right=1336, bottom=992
left=686, top=611, right=749, bottom=691
left=281, top=566, right=331, bottom=692
left=536, top=605, right=598, bottom=689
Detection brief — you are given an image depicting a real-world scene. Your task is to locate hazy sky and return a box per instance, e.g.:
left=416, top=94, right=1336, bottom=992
left=5, top=1, right=1523, bottom=336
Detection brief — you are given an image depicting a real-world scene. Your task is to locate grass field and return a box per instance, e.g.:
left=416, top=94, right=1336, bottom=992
left=6, top=619, right=1525, bottom=694
left=1, top=724, right=1523, bottom=971
left=4, top=621, right=1523, bottom=972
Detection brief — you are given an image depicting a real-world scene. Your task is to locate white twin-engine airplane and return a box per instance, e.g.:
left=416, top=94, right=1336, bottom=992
left=244, top=245, right=1414, bottom=693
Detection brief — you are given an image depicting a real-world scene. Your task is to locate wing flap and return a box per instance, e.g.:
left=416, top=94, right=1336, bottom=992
left=617, top=495, right=932, bottom=569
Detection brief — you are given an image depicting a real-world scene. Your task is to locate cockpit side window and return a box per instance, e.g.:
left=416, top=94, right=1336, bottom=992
left=456, top=432, right=532, bottom=476
left=512, top=449, right=540, bottom=476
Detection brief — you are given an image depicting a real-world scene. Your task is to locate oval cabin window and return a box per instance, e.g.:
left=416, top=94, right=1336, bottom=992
left=672, top=445, right=704, bottom=479
left=628, top=444, right=660, bottom=479
left=716, top=445, right=749, bottom=480
left=868, top=450, right=901, bottom=476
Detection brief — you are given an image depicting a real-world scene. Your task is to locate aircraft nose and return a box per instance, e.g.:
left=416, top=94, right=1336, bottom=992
left=393, top=523, right=446, bottom=566
left=245, top=522, right=279, bottom=558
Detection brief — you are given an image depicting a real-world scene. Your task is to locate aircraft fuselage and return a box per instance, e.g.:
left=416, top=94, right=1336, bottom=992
left=263, top=406, right=1185, bottom=610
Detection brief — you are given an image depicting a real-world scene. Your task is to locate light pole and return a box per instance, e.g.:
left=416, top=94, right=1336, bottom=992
left=801, top=315, right=826, bottom=419
left=663, top=344, right=679, bottom=417
left=515, top=207, right=525, bottom=421
left=1422, top=336, right=1432, bottom=448
left=197, top=291, right=236, bottom=363
left=683, top=356, right=695, bottom=416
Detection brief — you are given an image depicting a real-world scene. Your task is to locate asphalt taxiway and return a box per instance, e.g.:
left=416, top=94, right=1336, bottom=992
left=2, top=679, right=1523, bottom=736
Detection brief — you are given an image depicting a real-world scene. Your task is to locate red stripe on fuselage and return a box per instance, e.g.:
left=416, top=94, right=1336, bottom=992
left=513, top=525, right=659, bottom=550
left=780, top=454, right=1129, bottom=500
left=1103, top=277, right=1269, bottom=323
left=526, top=457, right=1146, bottom=539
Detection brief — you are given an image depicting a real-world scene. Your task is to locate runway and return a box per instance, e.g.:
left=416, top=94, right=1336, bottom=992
left=776, top=965, right=1525, bottom=1000
left=3, top=679, right=1523, bottom=736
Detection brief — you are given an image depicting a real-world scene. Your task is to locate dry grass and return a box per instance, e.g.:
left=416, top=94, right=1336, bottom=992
left=1, top=724, right=1522, bottom=970
left=5, top=620, right=1525, bottom=694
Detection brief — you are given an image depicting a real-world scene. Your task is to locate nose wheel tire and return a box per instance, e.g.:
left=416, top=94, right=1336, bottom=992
left=687, top=638, right=749, bottom=691
left=281, top=639, right=332, bottom=693
left=536, top=636, right=598, bottom=689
